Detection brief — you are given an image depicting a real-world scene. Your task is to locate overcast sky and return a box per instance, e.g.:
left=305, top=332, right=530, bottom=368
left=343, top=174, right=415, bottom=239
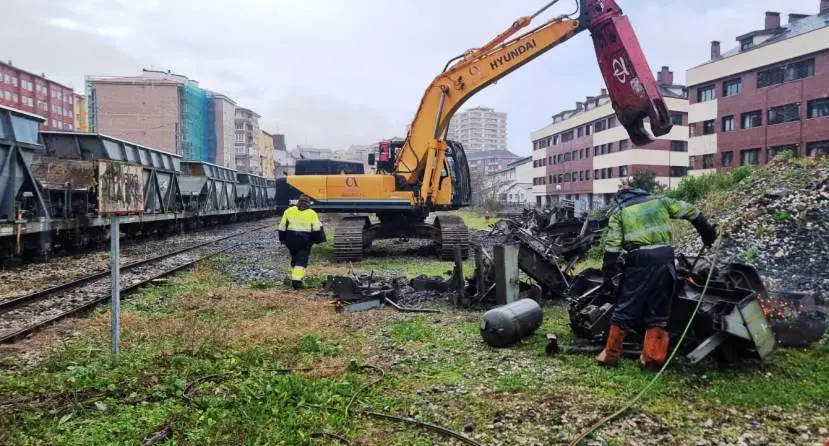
left=2, top=0, right=822, bottom=155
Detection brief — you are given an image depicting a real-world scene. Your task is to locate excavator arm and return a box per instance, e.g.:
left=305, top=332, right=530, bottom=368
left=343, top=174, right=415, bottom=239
left=395, top=0, right=672, bottom=206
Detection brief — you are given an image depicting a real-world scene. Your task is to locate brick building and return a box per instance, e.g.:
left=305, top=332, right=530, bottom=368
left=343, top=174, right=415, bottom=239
left=87, top=70, right=246, bottom=169
left=531, top=66, right=689, bottom=211
left=687, top=4, right=829, bottom=174
left=0, top=61, right=74, bottom=131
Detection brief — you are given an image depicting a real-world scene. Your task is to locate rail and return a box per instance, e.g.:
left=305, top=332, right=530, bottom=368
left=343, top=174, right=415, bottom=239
left=0, top=224, right=270, bottom=344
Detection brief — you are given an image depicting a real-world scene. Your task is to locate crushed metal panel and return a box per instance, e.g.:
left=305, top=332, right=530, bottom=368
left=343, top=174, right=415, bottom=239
left=97, top=160, right=145, bottom=215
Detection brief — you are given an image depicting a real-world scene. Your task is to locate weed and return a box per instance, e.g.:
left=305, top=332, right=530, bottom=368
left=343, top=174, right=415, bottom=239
left=388, top=317, right=437, bottom=344
left=774, top=209, right=792, bottom=223
left=492, top=372, right=529, bottom=392
left=738, top=247, right=760, bottom=264
left=666, top=166, right=753, bottom=203
left=248, top=280, right=279, bottom=290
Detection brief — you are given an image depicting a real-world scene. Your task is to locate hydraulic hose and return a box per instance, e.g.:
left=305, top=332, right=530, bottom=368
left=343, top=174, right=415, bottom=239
left=568, top=235, right=724, bottom=446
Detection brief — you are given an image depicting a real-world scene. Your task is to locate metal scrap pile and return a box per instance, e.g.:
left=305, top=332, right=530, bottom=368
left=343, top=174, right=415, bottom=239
left=322, top=269, right=465, bottom=313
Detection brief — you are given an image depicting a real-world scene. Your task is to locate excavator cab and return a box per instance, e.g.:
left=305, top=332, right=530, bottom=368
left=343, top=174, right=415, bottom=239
left=445, top=140, right=472, bottom=209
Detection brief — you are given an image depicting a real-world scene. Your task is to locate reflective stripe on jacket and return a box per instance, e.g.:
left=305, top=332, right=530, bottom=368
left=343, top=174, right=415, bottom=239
left=278, top=206, right=321, bottom=233
left=604, top=196, right=699, bottom=253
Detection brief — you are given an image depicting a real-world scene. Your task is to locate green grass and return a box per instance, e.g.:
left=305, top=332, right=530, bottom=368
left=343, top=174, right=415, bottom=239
left=4, top=250, right=828, bottom=444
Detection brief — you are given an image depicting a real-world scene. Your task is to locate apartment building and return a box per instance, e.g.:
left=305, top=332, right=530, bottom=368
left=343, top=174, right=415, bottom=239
left=259, top=130, right=275, bottom=178
left=483, top=156, right=533, bottom=206
left=446, top=106, right=508, bottom=152
left=687, top=4, right=829, bottom=173
left=213, top=94, right=237, bottom=170
left=72, top=93, right=88, bottom=132
left=531, top=66, right=690, bottom=211
left=235, top=107, right=261, bottom=174
left=0, top=61, right=74, bottom=131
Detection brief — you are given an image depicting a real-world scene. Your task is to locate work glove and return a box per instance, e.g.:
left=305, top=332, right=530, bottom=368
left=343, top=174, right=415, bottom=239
left=691, top=215, right=717, bottom=247
left=278, top=230, right=286, bottom=243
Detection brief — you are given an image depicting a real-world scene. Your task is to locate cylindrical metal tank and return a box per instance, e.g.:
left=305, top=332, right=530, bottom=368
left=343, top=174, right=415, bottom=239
left=480, top=298, right=543, bottom=347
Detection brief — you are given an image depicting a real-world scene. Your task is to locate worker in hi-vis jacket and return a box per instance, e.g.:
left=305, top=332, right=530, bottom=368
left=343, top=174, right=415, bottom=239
left=277, top=195, right=325, bottom=289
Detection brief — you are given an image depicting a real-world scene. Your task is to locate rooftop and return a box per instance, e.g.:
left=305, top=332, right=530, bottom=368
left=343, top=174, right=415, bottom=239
left=696, top=9, right=829, bottom=69
left=0, top=61, right=73, bottom=90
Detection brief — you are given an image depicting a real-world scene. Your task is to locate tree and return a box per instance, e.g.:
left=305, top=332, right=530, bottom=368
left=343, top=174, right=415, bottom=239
left=621, top=168, right=664, bottom=193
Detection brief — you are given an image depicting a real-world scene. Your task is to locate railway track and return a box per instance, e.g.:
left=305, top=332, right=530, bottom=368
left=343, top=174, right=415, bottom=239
left=0, top=225, right=271, bottom=344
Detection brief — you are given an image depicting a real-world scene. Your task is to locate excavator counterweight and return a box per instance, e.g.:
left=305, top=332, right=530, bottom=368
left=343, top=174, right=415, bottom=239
left=275, top=0, right=673, bottom=262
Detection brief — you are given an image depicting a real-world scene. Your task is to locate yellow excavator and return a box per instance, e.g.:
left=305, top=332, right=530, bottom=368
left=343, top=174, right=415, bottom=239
left=276, top=0, right=673, bottom=261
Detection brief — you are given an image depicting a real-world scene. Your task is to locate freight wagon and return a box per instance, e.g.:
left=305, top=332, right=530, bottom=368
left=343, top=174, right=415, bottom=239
left=0, top=104, right=276, bottom=260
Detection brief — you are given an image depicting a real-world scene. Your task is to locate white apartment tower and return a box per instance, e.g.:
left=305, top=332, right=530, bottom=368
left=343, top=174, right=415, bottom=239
left=447, top=106, right=508, bottom=152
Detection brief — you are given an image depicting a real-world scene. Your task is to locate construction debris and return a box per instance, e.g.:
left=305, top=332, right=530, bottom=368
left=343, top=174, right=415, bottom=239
left=322, top=273, right=448, bottom=313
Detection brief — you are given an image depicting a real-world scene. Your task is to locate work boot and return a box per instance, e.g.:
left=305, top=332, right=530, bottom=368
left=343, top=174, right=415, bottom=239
left=597, top=324, right=627, bottom=367
left=640, top=327, right=669, bottom=370
left=291, top=280, right=303, bottom=290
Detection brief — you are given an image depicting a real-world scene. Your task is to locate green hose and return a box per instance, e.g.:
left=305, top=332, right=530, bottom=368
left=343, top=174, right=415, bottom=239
left=568, top=235, right=724, bottom=446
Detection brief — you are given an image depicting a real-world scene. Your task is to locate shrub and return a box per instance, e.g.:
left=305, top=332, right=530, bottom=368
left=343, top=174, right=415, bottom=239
left=666, top=166, right=752, bottom=203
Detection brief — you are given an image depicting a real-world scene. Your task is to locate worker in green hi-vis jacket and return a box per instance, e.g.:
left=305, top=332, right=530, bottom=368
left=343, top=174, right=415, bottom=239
left=598, top=185, right=717, bottom=370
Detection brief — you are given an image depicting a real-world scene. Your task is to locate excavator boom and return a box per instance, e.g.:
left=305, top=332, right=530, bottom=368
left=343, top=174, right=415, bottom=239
left=276, top=0, right=672, bottom=262
left=396, top=0, right=672, bottom=197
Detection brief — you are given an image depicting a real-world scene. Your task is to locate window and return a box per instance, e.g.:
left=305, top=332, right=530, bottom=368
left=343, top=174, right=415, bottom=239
left=11, top=77, right=17, bottom=87
left=564, top=173, right=571, bottom=182
left=721, top=152, right=733, bottom=168
left=619, top=165, right=629, bottom=177
left=3, top=91, right=10, bottom=100
left=606, top=168, right=613, bottom=178
left=585, top=170, right=590, bottom=180
left=594, top=169, right=599, bottom=180
left=722, top=115, right=735, bottom=132
left=670, top=113, right=683, bottom=125
left=807, top=141, right=829, bottom=157
left=697, top=85, right=715, bottom=102
left=619, top=140, right=629, bottom=151
left=740, top=148, right=761, bottom=166
left=740, top=38, right=754, bottom=51
left=703, top=120, right=715, bottom=135
left=758, top=58, right=815, bottom=88
left=807, top=98, right=829, bottom=119
left=585, top=125, right=592, bottom=136
left=757, top=67, right=784, bottom=88
left=563, top=152, right=571, bottom=162
left=561, top=130, right=574, bottom=142
left=607, top=116, right=617, bottom=128
left=722, top=78, right=741, bottom=97
left=2, top=74, right=9, bottom=84
left=670, top=166, right=688, bottom=177
left=786, top=59, right=815, bottom=81
left=703, top=154, right=715, bottom=169
left=670, top=140, right=688, bottom=152
left=600, top=169, right=606, bottom=179
left=767, top=144, right=798, bottom=160
left=768, top=103, right=800, bottom=125
left=741, top=111, right=762, bottom=129
left=579, top=171, right=584, bottom=181
left=594, top=120, right=606, bottom=132
left=688, top=156, right=696, bottom=169
left=579, top=149, right=584, bottom=159
left=577, top=127, right=584, bottom=138
left=593, top=146, right=599, bottom=156
left=11, top=93, right=18, bottom=102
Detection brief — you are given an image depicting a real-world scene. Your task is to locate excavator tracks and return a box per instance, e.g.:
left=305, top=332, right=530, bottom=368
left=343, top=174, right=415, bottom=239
left=435, top=215, right=470, bottom=261
left=333, top=216, right=369, bottom=262
left=332, top=215, right=470, bottom=262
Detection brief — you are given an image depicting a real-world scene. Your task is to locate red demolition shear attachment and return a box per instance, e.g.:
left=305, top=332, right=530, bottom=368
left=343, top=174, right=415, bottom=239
left=585, top=0, right=672, bottom=146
